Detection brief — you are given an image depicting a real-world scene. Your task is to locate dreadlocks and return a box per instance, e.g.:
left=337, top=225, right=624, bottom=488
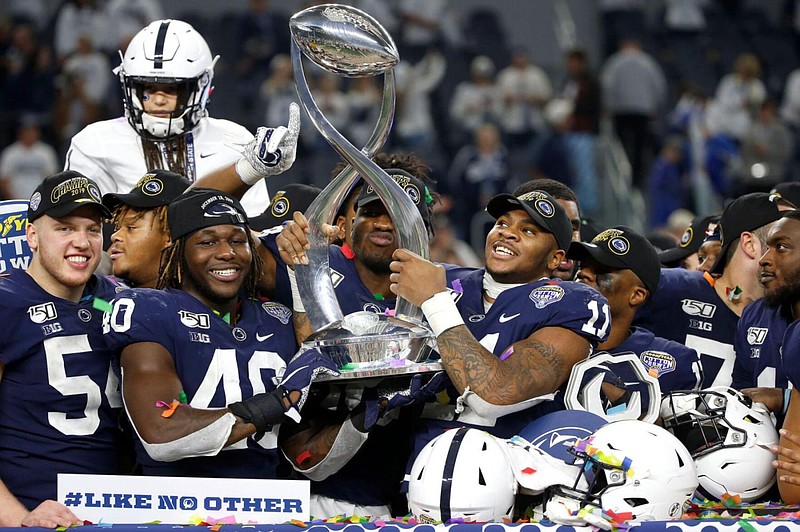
left=156, top=229, right=265, bottom=301
left=142, top=137, right=190, bottom=177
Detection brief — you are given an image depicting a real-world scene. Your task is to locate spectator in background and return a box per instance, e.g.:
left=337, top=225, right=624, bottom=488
left=394, top=49, right=446, bottom=159
left=395, top=0, right=448, bottom=63
left=601, top=37, right=668, bottom=189
left=648, top=136, right=687, bottom=229
left=495, top=47, right=552, bottom=150
left=528, top=99, right=575, bottom=189
left=0, top=118, right=58, bottom=200
left=346, top=77, right=382, bottom=150
left=52, top=0, right=107, bottom=63
left=449, top=56, right=500, bottom=148
left=780, top=66, right=800, bottom=181
left=299, top=73, right=349, bottom=189
left=446, top=122, right=509, bottom=240
left=102, top=0, right=164, bottom=53
left=561, top=47, right=601, bottom=216
left=260, top=54, right=296, bottom=134
left=232, top=0, right=289, bottom=129
left=0, top=23, right=56, bottom=149
left=54, top=33, right=111, bottom=146
left=706, top=53, right=767, bottom=144
left=429, top=215, right=482, bottom=268
left=735, top=99, right=793, bottom=195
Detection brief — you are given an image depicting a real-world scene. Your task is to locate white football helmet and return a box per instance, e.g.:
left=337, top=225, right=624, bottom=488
left=408, top=427, right=517, bottom=523
left=117, top=19, right=218, bottom=139
left=543, top=420, right=698, bottom=526
left=660, top=387, right=778, bottom=502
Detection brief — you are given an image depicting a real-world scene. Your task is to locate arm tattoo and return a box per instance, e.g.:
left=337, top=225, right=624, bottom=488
left=437, top=326, right=578, bottom=405
left=293, top=312, right=313, bottom=344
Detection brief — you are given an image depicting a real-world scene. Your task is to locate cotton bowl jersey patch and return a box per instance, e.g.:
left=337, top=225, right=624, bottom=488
left=639, top=350, right=677, bottom=377
left=529, top=285, right=565, bottom=309
left=262, top=301, right=291, bottom=324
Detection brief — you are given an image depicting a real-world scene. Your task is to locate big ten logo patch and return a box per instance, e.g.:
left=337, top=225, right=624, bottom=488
left=0, top=200, right=31, bottom=273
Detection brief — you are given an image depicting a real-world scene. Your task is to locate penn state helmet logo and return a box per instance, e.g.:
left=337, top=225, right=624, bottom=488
left=535, top=198, right=555, bottom=218
left=87, top=184, right=103, bottom=203
left=679, top=227, right=693, bottom=247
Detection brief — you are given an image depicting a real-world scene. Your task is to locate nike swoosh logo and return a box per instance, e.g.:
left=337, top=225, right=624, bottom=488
left=199, top=152, right=216, bottom=158
left=498, top=313, right=520, bottom=323
left=256, top=333, right=273, bottom=342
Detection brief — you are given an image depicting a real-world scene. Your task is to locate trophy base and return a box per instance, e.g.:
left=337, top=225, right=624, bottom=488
left=301, top=311, right=439, bottom=381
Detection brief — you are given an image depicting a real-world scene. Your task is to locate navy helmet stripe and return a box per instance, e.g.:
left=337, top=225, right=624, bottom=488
left=153, top=20, right=171, bottom=69
left=440, top=427, right=469, bottom=523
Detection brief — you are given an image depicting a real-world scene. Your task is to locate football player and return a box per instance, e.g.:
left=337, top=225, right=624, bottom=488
left=102, top=188, right=311, bottom=478
left=634, top=192, right=794, bottom=388
left=569, top=225, right=702, bottom=393
left=513, top=178, right=582, bottom=281
left=64, top=19, right=299, bottom=218
left=389, top=190, right=610, bottom=454
left=102, top=169, right=191, bottom=288
left=757, top=211, right=800, bottom=503
left=0, top=171, right=120, bottom=527
left=733, top=209, right=800, bottom=418
left=274, top=153, right=447, bottom=518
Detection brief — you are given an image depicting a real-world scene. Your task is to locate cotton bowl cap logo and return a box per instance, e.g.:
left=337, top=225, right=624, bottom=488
left=270, top=192, right=290, bottom=217
left=608, top=236, right=629, bottom=255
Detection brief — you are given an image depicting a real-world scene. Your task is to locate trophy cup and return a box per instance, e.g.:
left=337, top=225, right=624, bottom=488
left=288, top=4, right=440, bottom=379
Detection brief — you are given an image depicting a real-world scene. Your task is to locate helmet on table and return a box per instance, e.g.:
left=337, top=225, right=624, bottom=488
left=408, top=427, right=517, bottom=523
left=660, top=386, right=778, bottom=502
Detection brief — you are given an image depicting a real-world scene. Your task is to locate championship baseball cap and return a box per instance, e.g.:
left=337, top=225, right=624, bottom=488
left=658, top=214, right=720, bottom=266
left=102, top=169, right=191, bottom=211
left=28, top=170, right=111, bottom=222
left=355, top=169, right=433, bottom=233
left=167, top=187, right=248, bottom=240
left=567, top=225, right=661, bottom=296
left=770, top=182, right=800, bottom=208
left=248, top=183, right=322, bottom=231
left=709, top=192, right=793, bottom=275
left=486, top=190, right=573, bottom=251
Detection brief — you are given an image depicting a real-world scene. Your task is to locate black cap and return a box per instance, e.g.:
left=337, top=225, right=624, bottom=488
left=28, top=170, right=111, bottom=222
left=248, top=183, right=322, bottom=231
left=567, top=225, right=661, bottom=296
left=770, top=182, right=800, bottom=208
left=355, top=169, right=433, bottom=233
left=486, top=190, right=573, bottom=251
left=658, top=214, right=721, bottom=265
left=103, top=169, right=191, bottom=211
left=168, top=188, right=248, bottom=240
left=709, top=192, right=793, bottom=275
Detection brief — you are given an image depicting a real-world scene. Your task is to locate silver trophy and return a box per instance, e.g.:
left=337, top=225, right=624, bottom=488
left=289, top=4, right=440, bottom=379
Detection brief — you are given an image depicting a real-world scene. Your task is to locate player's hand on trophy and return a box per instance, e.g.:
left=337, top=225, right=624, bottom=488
left=228, top=348, right=338, bottom=435
left=351, top=372, right=447, bottom=432
left=236, top=102, right=301, bottom=185
left=389, top=248, right=447, bottom=306
left=277, top=211, right=342, bottom=266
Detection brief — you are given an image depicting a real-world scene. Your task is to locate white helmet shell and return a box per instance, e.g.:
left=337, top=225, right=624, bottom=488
left=660, top=387, right=779, bottom=502
left=118, top=19, right=218, bottom=139
left=408, top=427, right=517, bottom=523
left=544, top=420, right=698, bottom=525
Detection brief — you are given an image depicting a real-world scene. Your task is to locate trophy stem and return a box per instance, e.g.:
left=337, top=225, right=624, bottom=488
left=291, top=39, right=429, bottom=328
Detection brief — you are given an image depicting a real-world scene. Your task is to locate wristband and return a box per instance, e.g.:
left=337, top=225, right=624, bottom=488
left=420, top=291, right=465, bottom=336
left=235, top=157, right=263, bottom=186
left=287, top=268, right=306, bottom=313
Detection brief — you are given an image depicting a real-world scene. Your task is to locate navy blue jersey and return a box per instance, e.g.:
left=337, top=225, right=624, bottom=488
left=0, top=271, right=123, bottom=509
left=732, top=299, right=791, bottom=390
left=104, top=288, right=297, bottom=478
left=634, top=268, right=739, bottom=389
left=412, top=271, right=610, bottom=465
left=258, top=227, right=293, bottom=306
left=781, top=320, right=800, bottom=390
left=608, top=326, right=702, bottom=393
